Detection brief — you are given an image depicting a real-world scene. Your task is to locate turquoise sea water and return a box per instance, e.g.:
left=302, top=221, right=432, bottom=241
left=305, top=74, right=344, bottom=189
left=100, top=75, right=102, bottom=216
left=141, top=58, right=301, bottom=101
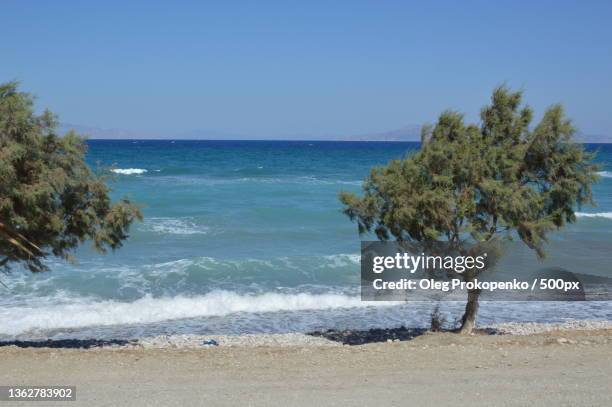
left=1, top=141, right=611, bottom=340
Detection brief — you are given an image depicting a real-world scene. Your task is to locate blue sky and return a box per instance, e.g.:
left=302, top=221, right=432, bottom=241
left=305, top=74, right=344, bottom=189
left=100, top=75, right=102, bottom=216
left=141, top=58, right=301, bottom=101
left=2, top=1, right=611, bottom=139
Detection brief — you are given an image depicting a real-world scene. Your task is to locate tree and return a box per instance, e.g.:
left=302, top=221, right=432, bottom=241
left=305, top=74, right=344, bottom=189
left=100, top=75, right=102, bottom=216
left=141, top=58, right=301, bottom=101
left=340, top=86, right=599, bottom=334
left=0, top=81, right=142, bottom=273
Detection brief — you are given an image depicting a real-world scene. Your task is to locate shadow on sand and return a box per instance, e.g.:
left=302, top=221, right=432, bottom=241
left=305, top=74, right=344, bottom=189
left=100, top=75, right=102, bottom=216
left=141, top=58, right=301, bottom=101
left=308, top=326, right=430, bottom=345
left=0, top=338, right=136, bottom=349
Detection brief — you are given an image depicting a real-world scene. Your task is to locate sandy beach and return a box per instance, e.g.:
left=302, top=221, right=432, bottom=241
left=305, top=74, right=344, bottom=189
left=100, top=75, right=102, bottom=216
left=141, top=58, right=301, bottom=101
left=1, top=326, right=611, bottom=406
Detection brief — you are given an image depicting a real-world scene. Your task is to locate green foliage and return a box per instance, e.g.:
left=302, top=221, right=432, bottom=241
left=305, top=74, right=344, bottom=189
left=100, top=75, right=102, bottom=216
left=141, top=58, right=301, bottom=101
left=0, top=81, right=142, bottom=272
left=340, top=86, right=599, bottom=259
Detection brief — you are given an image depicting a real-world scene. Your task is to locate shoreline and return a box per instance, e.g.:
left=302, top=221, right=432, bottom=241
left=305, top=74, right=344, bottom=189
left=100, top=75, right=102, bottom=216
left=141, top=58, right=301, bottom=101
left=1, top=324, right=610, bottom=406
left=2, top=319, right=611, bottom=350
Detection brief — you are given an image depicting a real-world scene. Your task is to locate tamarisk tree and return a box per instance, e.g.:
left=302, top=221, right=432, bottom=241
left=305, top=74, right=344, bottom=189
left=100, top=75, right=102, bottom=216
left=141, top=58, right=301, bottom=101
left=0, top=81, right=142, bottom=273
left=340, top=86, right=599, bottom=333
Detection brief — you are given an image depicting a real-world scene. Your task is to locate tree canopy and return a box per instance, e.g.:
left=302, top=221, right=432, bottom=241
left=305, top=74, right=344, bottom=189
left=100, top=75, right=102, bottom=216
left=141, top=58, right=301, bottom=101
left=0, top=81, right=142, bottom=272
left=340, top=86, right=599, bottom=332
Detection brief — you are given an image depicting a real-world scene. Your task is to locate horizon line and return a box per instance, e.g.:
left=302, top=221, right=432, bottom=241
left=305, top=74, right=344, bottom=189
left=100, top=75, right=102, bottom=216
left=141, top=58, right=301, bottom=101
left=83, top=138, right=611, bottom=144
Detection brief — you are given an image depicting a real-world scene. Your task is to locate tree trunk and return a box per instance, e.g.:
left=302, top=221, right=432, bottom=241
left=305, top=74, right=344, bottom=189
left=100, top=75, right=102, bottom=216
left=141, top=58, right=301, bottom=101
left=459, top=278, right=481, bottom=334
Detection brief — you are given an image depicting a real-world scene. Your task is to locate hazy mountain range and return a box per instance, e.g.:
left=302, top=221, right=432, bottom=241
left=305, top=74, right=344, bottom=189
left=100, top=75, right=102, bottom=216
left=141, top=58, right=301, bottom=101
left=336, top=125, right=422, bottom=141
left=58, top=123, right=609, bottom=143
left=58, top=123, right=423, bottom=141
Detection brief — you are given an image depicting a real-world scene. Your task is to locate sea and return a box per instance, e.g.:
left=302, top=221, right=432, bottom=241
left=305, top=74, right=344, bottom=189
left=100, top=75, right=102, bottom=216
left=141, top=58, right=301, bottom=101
left=1, top=140, right=611, bottom=340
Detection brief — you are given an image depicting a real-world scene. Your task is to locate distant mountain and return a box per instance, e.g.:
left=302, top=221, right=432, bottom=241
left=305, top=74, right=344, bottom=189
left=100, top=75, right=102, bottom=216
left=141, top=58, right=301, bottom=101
left=58, top=122, right=610, bottom=142
left=58, top=123, right=254, bottom=140
left=336, top=124, right=422, bottom=142
left=338, top=126, right=611, bottom=143
left=574, top=133, right=612, bottom=143
left=175, top=129, right=251, bottom=140
left=58, top=123, right=163, bottom=139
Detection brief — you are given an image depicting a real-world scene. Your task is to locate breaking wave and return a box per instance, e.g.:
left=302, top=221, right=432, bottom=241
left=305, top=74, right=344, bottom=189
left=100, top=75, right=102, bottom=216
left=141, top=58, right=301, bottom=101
left=140, top=218, right=209, bottom=235
left=0, top=291, right=389, bottom=336
left=111, top=168, right=148, bottom=175
left=576, top=212, right=612, bottom=220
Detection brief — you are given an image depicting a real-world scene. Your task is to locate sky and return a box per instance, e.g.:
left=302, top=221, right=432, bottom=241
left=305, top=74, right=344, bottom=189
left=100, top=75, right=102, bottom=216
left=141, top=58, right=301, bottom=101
left=1, top=0, right=611, bottom=139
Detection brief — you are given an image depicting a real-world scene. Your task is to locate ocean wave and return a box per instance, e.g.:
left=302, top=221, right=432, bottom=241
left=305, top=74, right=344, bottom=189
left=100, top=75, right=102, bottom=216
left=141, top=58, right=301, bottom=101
left=0, top=291, right=392, bottom=336
left=288, top=176, right=361, bottom=186
left=249, top=176, right=360, bottom=186
left=140, top=217, right=209, bottom=235
left=148, top=175, right=362, bottom=186
left=143, top=253, right=360, bottom=275
left=576, top=212, right=612, bottom=220
left=0, top=253, right=363, bottom=302
left=598, top=171, right=612, bottom=178
left=111, top=168, right=148, bottom=175
left=322, top=254, right=361, bottom=268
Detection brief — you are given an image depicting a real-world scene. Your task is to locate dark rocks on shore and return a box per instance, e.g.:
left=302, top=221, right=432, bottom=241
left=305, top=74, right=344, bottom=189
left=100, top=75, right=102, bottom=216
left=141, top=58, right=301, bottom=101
left=308, top=326, right=428, bottom=345
left=0, top=338, right=136, bottom=349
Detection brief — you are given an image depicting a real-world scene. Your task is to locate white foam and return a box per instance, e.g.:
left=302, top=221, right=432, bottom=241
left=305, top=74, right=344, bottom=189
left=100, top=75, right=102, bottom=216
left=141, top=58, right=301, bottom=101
left=335, top=180, right=363, bottom=186
left=576, top=212, right=612, bottom=219
left=141, top=218, right=208, bottom=235
left=145, top=254, right=359, bottom=272
left=111, top=168, right=148, bottom=175
left=0, top=291, right=393, bottom=336
left=322, top=254, right=361, bottom=268
left=598, top=171, right=612, bottom=178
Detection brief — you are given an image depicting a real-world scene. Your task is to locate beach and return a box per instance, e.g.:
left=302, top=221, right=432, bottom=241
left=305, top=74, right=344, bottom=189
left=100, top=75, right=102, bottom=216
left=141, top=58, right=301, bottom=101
left=1, top=326, right=611, bottom=406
